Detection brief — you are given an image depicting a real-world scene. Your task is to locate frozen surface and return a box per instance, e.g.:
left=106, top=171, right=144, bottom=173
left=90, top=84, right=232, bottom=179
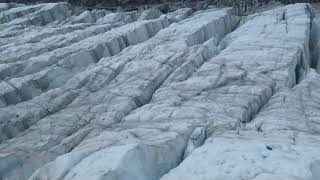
left=0, top=2, right=319, bottom=180
left=161, top=3, right=320, bottom=180
left=161, top=131, right=320, bottom=180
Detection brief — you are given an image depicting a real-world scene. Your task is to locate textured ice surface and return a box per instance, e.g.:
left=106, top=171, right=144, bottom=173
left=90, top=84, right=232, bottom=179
left=0, top=2, right=319, bottom=180
left=161, top=130, right=320, bottom=180
left=161, top=4, right=320, bottom=180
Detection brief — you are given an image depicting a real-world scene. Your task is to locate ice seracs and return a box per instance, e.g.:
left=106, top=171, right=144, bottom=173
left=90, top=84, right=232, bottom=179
left=161, top=3, right=320, bottom=180
left=0, top=2, right=320, bottom=180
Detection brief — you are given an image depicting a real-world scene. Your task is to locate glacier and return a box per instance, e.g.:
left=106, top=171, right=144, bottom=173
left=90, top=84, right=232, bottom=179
left=0, top=2, right=320, bottom=180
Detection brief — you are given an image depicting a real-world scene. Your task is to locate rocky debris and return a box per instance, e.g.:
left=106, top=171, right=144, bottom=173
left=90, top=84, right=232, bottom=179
left=0, top=1, right=320, bottom=180
left=3, top=1, right=320, bottom=14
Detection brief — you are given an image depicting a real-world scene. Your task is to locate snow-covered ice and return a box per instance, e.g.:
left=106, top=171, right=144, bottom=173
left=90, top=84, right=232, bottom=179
left=0, top=2, right=320, bottom=180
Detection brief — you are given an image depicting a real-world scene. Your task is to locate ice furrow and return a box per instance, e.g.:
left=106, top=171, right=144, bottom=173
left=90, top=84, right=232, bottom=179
left=0, top=8, right=190, bottom=111
left=0, top=3, right=43, bottom=24
left=0, top=23, right=90, bottom=46
left=161, top=4, right=317, bottom=180
left=247, top=69, right=320, bottom=134
left=0, top=8, right=239, bottom=180
left=0, top=3, right=24, bottom=13
left=0, top=3, right=82, bottom=29
left=0, top=8, right=192, bottom=141
left=0, top=9, right=158, bottom=63
left=311, top=3, right=320, bottom=71
left=1, top=2, right=319, bottom=180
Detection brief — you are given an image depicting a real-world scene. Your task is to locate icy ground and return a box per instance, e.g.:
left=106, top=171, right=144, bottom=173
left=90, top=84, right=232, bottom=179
left=0, top=2, right=320, bottom=180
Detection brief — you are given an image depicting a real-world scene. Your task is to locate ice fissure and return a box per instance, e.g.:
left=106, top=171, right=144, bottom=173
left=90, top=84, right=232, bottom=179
left=1, top=2, right=320, bottom=180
